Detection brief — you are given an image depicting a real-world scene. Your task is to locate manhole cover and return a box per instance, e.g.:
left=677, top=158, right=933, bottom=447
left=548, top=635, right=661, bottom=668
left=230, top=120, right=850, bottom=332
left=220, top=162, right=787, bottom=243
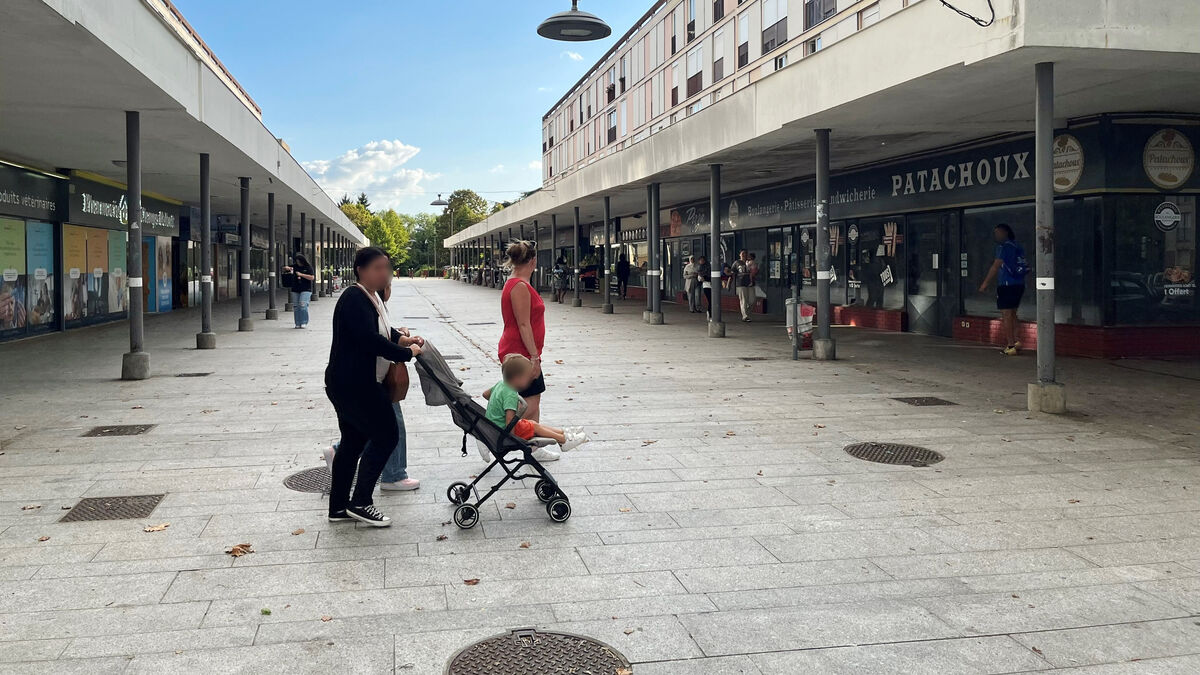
left=447, top=629, right=631, bottom=675
left=844, top=442, right=944, bottom=467
left=891, top=396, right=957, bottom=407
left=738, top=357, right=769, bottom=361
left=283, top=467, right=331, bottom=493
left=82, top=424, right=156, bottom=437
left=60, top=494, right=165, bottom=522
left=176, top=372, right=212, bottom=378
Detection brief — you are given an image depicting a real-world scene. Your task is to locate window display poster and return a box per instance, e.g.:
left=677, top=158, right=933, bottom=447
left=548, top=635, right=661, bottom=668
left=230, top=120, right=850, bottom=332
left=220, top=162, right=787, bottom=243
left=108, top=230, right=127, bottom=313
left=25, top=221, right=55, bottom=329
left=0, top=218, right=27, bottom=335
left=86, top=228, right=109, bottom=318
left=156, top=236, right=172, bottom=312
left=63, top=225, right=87, bottom=322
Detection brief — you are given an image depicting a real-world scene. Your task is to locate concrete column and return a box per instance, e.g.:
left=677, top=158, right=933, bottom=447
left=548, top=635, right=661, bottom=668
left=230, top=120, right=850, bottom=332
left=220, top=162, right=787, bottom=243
left=1029, top=62, right=1066, bottom=413
left=265, top=193, right=278, bottom=320
left=551, top=214, right=558, bottom=300
left=644, top=186, right=653, bottom=318
left=284, top=204, right=294, bottom=311
left=196, top=153, right=216, bottom=349
left=309, top=220, right=319, bottom=303
left=532, top=220, right=539, bottom=289
left=572, top=206, right=583, bottom=307
left=316, top=222, right=325, bottom=297
left=647, top=183, right=663, bottom=325
left=602, top=196, right=613, bottom=314
left=813, top=129, right=835, bottom=360
left=708, top=164, right=725, bottom=337
left=120, top=111, right=150, bottom=379
left=237, top=177, right=253, bottom=332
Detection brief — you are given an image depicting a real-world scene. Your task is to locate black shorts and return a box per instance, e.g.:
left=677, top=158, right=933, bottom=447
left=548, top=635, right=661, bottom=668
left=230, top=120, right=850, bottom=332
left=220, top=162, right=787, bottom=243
left=518, top=372, right=546, bottom=398
left=997, top=285, right=1025, bottom=310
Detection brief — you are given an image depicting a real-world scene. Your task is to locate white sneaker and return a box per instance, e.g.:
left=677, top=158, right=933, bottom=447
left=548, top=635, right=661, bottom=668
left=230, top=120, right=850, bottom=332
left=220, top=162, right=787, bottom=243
left=560, top=431, right=589, bottom=452
left=564, top=426, right=584, bottom=436
left=532, top=446, right=561, bottom=462
left=380, top=478, right=420, bottom=491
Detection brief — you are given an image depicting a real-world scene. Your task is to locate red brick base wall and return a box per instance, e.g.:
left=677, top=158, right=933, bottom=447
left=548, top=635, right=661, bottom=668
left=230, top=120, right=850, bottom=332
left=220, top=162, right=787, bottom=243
left=953, top=316, right=1200, bottom=358
left=832, top=306, right=906, bottom=332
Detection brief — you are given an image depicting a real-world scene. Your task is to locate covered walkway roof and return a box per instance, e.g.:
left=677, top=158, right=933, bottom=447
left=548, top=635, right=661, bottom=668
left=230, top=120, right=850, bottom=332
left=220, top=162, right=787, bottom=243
left=0, top=0, right=364, bottom=244
left=449, top=0, right=1200, bottom=244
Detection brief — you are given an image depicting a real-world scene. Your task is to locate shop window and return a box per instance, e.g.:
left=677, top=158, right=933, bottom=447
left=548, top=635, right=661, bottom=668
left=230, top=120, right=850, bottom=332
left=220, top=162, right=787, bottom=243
left=1107, top=195, right=1197, bottom=325
left=849, top=217, right=906, bottom=310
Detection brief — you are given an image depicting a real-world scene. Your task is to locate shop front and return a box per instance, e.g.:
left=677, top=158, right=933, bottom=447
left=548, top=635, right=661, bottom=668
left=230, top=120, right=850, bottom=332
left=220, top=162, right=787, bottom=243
left=653, top=115, right=1198, bottom=358
left=0, top=162, right=64, bottom=343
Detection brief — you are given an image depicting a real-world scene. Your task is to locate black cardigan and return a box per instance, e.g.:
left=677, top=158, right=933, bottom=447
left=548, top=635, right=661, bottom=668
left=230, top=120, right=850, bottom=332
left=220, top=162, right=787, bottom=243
left=324, top=286, right=412, bottom=394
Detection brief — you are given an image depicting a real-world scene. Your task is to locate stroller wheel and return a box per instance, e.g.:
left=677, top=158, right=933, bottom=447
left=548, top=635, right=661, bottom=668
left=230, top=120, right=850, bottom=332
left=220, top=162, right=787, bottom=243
left=447, top=482, right=471, bottom=505
left=546, top=497, right=571, bottom=523
left=453, top=503, right=479, bottom=529
left=534, top=479, right=558, bottom=503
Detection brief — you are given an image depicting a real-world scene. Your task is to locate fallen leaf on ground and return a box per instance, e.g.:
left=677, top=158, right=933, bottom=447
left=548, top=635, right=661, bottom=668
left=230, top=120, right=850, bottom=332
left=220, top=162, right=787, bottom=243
left=61, top=505, right=70, bottom=510
left=441, top=521, right=451, bottom=526
left=618, top=507, right=632, bottom=513
left=13, top=425, right=26, bottom=430
left=519, top=541, right=530, bottom=549
left=1031, top=647, right=1044, bottom=655
left=226, top=543, right=254, bottom=557
left=36, top=536, right=49, bottom=542
left=756, top=470, right=764, bottom=477
left=131, top=405, right=143, bottom=410
left=813, top=424, right=826, bottom=429
left=291, top=528, right=305, bottom=536
left=623, top=629, right=635, bottom=635
left=143, top=523, right=170, bottom=532
left=725, top=431, right=736, bottom=436
left=463, top=578, right=480, bottom=586
left=641, top=440, right=657, bottom=446
left=21, top=504, right=41, bottom=511
left=993, top=409, right=1005, bottom=414
left=320, top=615, right=332, bottom=622
left=201, top=409, right=216, bottom=414
left=617, top=668, right=633, bottom=675
left=505, top=502, right=516, bottom=509
left=1067, top=499, right=1080, bottom=504
left=554, top=360, right=564, bottom=364
left=260, top=608, right=271, bottom=615
left=436, top=534, right=448, bottom=541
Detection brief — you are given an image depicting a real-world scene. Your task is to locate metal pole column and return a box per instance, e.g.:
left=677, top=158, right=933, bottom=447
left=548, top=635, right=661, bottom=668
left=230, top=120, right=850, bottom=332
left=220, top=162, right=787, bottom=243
left=532, top=220, right=539, bottom=289
left=645, top=186, right=653, bottom=318
left=550, top=214, right=558, bottom=300
left=316, top=222, right=325, bottom=297
left=196, top=153, right=216, bottom=349
left=601, top=196, right=613, bottom=314
left=265, top=193, right=278, bottom=320
left=237, top=177, right=253, bottom=331
left=1030, top=62, right=1065, bottom=413
left=648, top=183, right=663, bottom=324
left=120, top=111, right=150, bottom=379
left=284, top=204, right=294, bottom=311
left=309, top=220, right=319, bottom=303
left=708, top=165, right=725, bottom=337
left=813, top=129, right=835, bottom=360
left=572, top=207, right=582, bottom=307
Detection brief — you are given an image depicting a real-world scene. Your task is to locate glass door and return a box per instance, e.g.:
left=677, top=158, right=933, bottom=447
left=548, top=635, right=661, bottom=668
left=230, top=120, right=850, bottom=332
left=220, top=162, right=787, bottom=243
left=905, top=212, right=959, bottom=336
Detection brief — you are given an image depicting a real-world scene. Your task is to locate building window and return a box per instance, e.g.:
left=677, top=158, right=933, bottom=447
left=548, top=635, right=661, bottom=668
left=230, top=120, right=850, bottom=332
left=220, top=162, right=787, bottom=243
left=761, top=0, right=788, bottom=55
left=774, top=53, right=788, bottom=70
left=859, top=2, right=880, bottom=29
left=804, top=0, right=837, bottom=31
left=805, top=35, right=822, bottom=55
left=714, top=0, right=725, bottom=22
left=671, top=9, right=679, bottom=55
left=687, top=0, right=697, bottom=43
left=606, top=110, right=617, bottom=143
left=619, top=54, right=628, bottom=93
left=685, top=45, right=704, bottom=98
left=578, top=94, right=584, bottom=124
left=619, top=99, right=627, bottom=136
left=737, top=12, right=750, bottom=68
left=713, top=28, right=726, bottom=81
left=671, top=63, right=681, bottom=107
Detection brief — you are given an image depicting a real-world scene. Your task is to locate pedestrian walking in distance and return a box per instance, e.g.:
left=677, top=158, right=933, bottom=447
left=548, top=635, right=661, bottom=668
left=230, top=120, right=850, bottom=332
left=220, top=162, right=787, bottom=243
left=683, top=256, right=701, bottom=312
left=731, top=249, right=754, bottom=322
left=283, top=254, right=315, bottom=329
left=978, top=223, right=1030, bottom=355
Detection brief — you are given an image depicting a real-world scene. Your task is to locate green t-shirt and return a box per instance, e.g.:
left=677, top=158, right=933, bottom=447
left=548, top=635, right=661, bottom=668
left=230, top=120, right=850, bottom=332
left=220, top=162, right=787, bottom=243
left=485, top=380, right=521, bottom=429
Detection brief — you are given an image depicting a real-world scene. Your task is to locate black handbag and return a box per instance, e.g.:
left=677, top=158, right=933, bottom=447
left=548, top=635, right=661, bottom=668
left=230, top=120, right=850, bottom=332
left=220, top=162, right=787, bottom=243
left=280, top=269, right=296, bottom=289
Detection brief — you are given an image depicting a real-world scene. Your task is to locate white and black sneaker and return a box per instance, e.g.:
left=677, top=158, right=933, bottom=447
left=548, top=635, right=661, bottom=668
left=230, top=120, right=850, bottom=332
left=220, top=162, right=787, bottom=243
left=327, top=509, right=354, bottom=523
left=346, top=504, right=392, bottom=527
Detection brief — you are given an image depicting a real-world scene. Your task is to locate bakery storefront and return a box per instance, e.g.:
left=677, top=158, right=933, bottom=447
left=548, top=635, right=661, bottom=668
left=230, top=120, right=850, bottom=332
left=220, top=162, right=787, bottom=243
left=656, top=115, right=1198, bottom=358
left=0, top=162, right=65, bottom=343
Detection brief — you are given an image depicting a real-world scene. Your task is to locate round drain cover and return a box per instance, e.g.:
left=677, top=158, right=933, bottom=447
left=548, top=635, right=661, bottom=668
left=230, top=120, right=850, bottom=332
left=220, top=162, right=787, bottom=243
left=844, top=442, right=944, bottom=467
left=447, top=629, right=631, bottom=675
left=283, top=467, right=331, bottom=493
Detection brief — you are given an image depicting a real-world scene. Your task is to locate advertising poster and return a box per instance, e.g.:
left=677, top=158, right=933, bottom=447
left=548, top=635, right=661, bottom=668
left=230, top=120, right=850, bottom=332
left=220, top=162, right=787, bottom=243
left=63, top=225, right=87, bottom=322
left=86, top=228, right=109, bottom=318
left=0, top=218, right=27, bottom=336
left=108, top=230, right=127, bottom=313
left=25, top=221, right=55, bottom=330
left=156, top=236, right=172, bottom=313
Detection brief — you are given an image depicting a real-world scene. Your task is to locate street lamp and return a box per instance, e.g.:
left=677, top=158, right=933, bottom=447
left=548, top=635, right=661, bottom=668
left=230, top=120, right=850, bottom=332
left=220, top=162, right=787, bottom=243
left=538, top=1, right=611, bottom=42
left=431, top=194, right=449, bottom=278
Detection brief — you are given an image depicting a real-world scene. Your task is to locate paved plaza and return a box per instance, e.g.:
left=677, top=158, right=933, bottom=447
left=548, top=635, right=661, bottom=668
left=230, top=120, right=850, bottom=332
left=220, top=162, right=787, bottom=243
left=1, top=279, right=1200, bottom=674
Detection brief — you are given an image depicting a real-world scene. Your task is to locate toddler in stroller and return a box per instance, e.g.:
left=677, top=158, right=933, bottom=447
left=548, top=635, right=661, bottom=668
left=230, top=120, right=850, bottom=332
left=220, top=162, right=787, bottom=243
left=413, top=343, right=583, bottom=529
left=484, top=355, right=588, bottom=453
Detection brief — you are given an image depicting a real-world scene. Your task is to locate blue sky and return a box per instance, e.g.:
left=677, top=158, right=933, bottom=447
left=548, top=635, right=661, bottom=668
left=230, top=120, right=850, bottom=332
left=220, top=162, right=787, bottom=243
left=172, top=0, right=648, bottom=214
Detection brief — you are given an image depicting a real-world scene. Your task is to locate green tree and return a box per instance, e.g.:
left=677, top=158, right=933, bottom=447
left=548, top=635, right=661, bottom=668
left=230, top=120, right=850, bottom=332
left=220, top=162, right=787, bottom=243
left=338, top=194, right=351, bottom=207
left=375, top=209, right=412, bottom=266
left=356, top=192, right=371, bottom=210
left=362, top=213, right=395, bottom=257
left=436, top=189, right=490, bottom=269
left=339, top=202, right=372, bottom=232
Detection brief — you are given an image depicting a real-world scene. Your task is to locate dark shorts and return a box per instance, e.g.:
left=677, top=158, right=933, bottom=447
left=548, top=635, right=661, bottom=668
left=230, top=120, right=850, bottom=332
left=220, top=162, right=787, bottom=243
left=518, top=372, right=546, bottom=398
left=997, top=284, right=1025, bottom=310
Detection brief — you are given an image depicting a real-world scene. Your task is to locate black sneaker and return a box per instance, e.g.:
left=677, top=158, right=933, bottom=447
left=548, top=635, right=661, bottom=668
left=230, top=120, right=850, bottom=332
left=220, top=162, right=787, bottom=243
left=328, top=510, right=353, bottom=522
left=346, top=504, right=392, bottom=527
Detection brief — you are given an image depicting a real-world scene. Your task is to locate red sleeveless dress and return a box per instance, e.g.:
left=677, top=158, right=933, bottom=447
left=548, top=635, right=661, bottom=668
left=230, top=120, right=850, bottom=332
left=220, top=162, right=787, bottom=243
left=498, top=277, right=545, bottom=362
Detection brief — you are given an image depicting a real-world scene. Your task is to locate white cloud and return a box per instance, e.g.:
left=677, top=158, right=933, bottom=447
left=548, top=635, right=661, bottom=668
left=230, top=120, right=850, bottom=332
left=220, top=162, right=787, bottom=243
left=527, top=160, right=542, bottom=172
left=489, top=164, right=507, bottom=174
left=537, top=86, right=552, bottom=92
left=302, top=139, right=437, bottom=210
left=561, top=50, right=583, bottom=61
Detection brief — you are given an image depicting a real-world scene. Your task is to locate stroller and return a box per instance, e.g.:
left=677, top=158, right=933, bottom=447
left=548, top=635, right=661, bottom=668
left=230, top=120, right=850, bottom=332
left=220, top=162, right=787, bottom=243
left=413, top=343, right=570, bottom=529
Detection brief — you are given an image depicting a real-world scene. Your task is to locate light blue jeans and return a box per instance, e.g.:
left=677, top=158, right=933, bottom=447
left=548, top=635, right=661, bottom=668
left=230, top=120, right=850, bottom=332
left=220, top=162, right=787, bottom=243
left=291, top=290, right=312, bottom=327
left=334, top=401, right=408, bottom=482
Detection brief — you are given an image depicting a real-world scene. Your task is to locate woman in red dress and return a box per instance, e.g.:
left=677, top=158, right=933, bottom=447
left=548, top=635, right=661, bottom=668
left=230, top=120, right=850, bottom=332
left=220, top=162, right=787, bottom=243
left=497, top=240, right=546, bottom=422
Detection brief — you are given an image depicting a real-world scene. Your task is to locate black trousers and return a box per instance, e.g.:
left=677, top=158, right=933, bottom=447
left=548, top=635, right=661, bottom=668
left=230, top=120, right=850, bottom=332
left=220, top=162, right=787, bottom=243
left=325, top=382, right=398, bottom=512
left=702, top=287, right=712, bottom=313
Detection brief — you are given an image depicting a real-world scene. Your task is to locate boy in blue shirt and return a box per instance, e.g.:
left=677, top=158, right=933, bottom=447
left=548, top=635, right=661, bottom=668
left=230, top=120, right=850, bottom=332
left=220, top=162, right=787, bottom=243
left=978, top=223, right=1029, bottom=355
